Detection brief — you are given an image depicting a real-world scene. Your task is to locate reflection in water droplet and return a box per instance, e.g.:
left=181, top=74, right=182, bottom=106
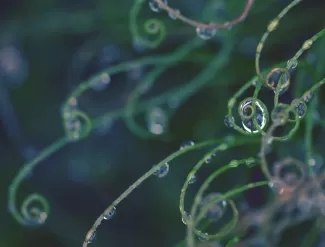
left=104, top=207, right=116, bottom=220
left=180, top=141, right=195, bottom=150
left=196, top=26, right=217, bottom=40
left=181, top=211, right=191, bottom=225
left=152, top=163, right=169, bottom=178
left=87, top=231, right=96, bottom=244
left=240, top=99, right=267, bottom=133
left=200, top=193, right=227, bottom=222
left=189, top=174, right=197, bottom=184
left=149, top=0, right=167, bottom=13
left=198, top=231, right=209, bottom=242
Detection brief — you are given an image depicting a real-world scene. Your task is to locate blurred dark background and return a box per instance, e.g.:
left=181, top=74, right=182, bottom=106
left=1, top=0, right=325, bottom=247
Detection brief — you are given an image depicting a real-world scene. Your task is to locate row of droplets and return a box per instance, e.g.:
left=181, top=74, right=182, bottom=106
left=148, top=0, right=220, bottom=40
left=86, top=140, right=217, bottom=244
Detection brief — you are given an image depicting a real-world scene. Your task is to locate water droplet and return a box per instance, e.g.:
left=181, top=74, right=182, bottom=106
left=149, top=0, right=167, bottom=13
left=240, top=99, right=267, bottom=133
left=189, top=174, right=197, bottom=184
left=204, top=155, right=213, bottom=164
left=152, top=163, right=169, bottom=178
left=62, top=98, right=78, bottom=119
left=224, top=115, right=234, bottom=128
left=147, top=107, right=167, bottom=135
left=245, top=158, right=257, bottom=168
left=103, top=207, right=116, bottom=220
left=87, top=231, right=96, bottom=244
left=64, top=111, right=90, bottom=141
left=181, top=211, right=191, bottom=225
left=196, top=26, right=217, bottom=40
left=287, top=59, right=298, bottom=69
left=222, top=21, right=232, bottom=30
left=266, top=69, right=290, bottom=94
left=295, top=101, right=306, bottom=118
left=200, top=193, right=227, bottom=222
left=268, top=180, right=285, bottom=195
left=180, top=141, right=195, bottom=150
left=303, top=92, right=314, bottom=102
left=198, top=231, right=209, bottom=242
left=229, top=160, right=239, bottom=168
left=66, top=118, right=82, bottom=140
left=90, top=73, right=111, bottom=91
left=147, top=22, right=159, bottom=34
left=168, top=9, right=180, bottom=20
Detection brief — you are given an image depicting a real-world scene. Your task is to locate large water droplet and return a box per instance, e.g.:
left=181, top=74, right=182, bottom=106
left=240, top=99, right=267, bottom=133
left=196, top=26, right=216, bottom=40
left=266, top=68, right=290, bottom=94
left=200, top=193, right=227, bottom=222
left=152, top=163, right=169, bottom=178
left=295, top=101, right=306, bottom=118
left=149, top=0, right=167, bottom=13
left=87, top=231, right=96, bottom=244
left=103, top=207, right=116, bottom=220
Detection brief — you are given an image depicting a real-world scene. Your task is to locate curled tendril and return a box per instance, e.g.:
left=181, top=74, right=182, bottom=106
left=82, top=136, right=260, bottom=247
left=255, top=0, right=303, bottom=85
left=265, top=67, right=291, bottom=93
left=260, top=77, right=325, bottom=179
left=228, top=95, right=269, bottom=136
left=62, top=107, right=92, bottom=142
left=8, top=137, right=68, bottom=226
left=154, top=0, right=253, bottom=30
left=270, top=157, right=306, bottom=195
left=124, top=38, right=203, bottom=139
left=20, top=193, right=50, bottom=226
left=238, top=98, right=269, bottom=134
left=137, top=19, right=166, bottom=48
left=186, top=158, right=268, bottom=247
left=194, top=196, right=238, bottom=241
left=291, top=99, right=307, bottom=119
left=130, top=0, right=166, bottom=49
left=125, top=66, right=169, bottom=138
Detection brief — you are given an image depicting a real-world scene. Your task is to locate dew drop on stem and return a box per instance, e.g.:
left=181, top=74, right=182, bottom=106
left=103, top=207, right=116, bottom=220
